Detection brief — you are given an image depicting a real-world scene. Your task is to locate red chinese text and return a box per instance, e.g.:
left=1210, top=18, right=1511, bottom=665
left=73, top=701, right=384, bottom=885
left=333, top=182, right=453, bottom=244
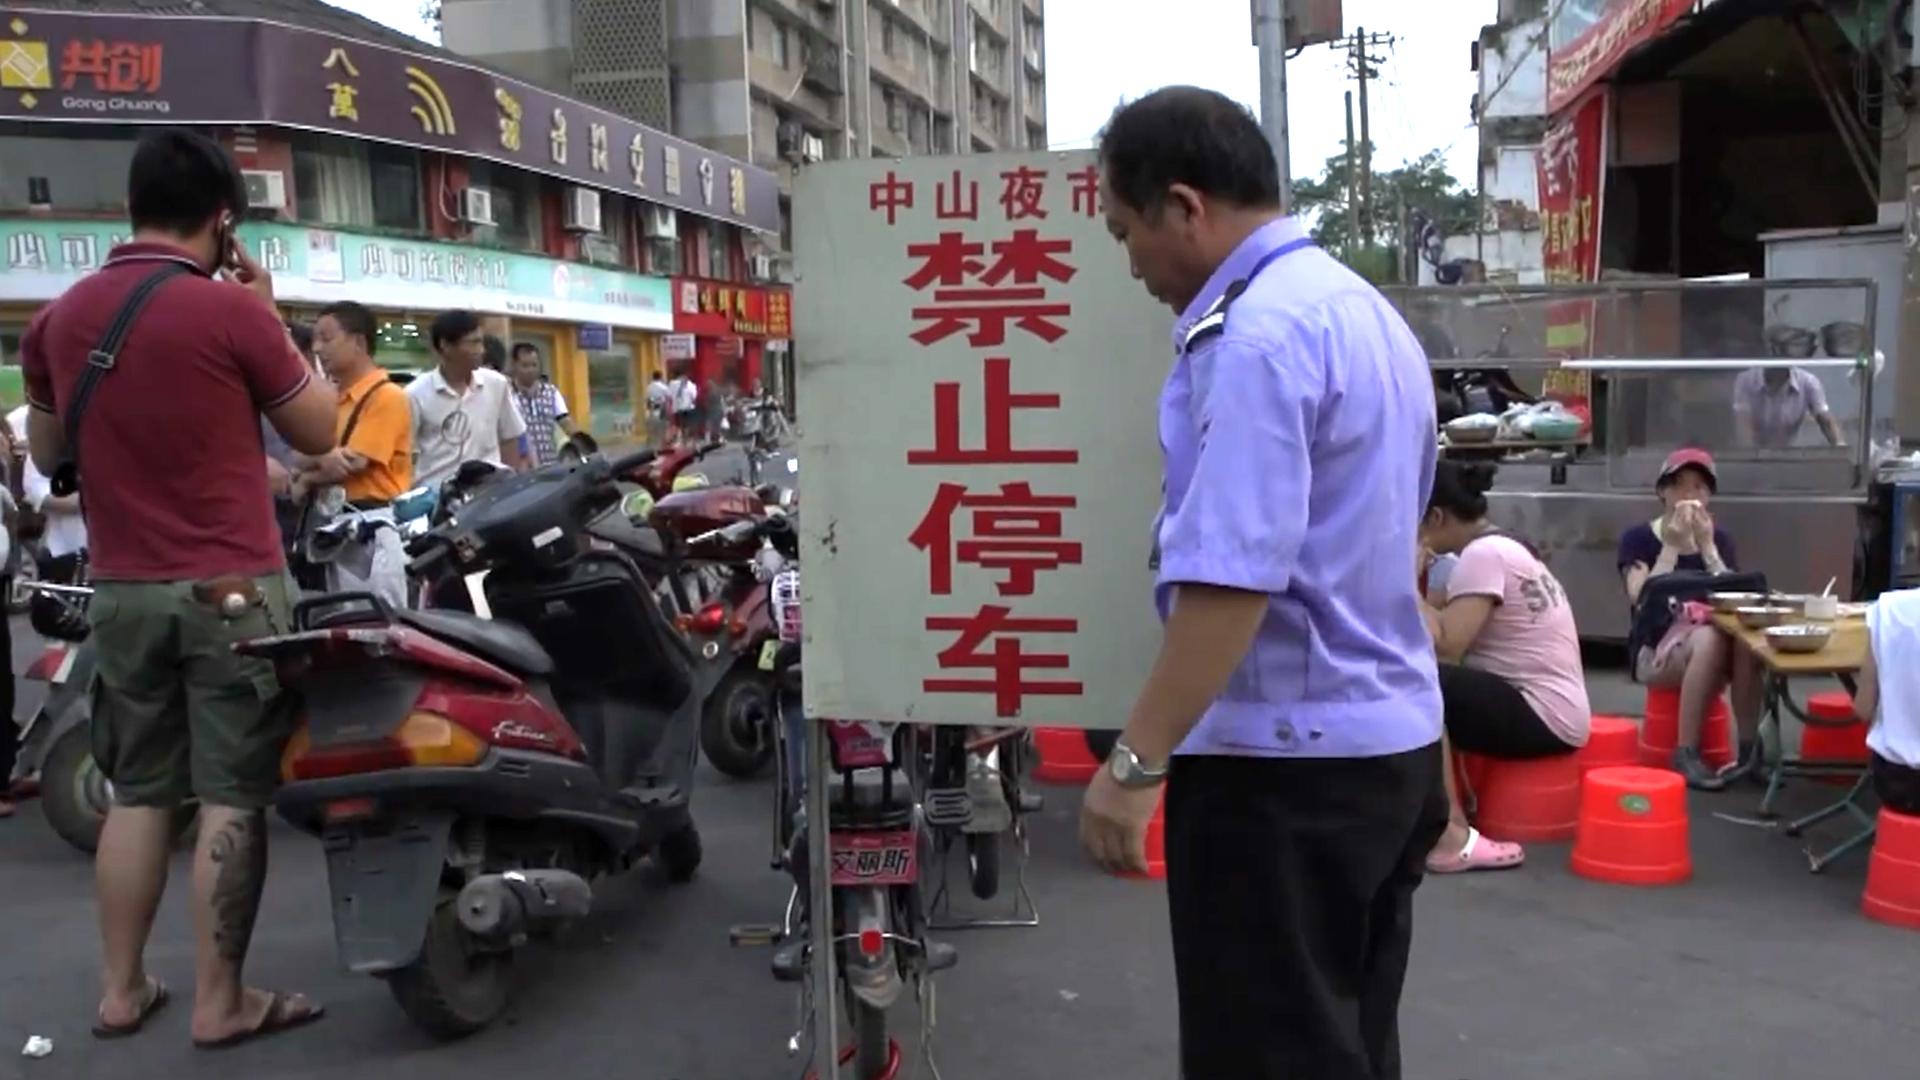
left=908, top=357, right=1079, bottom=466
left=923, top=606, right=1083, bottom=718
left=869, top=170, right=914, bottom=225
left=936, top=170, right=980, bottom=221
left=1069, top=165, right=1102, bottom=219
left=910, top=482, right=1082, bottom=596
left=61, top=40, right=164, bottom=94
left=903, top=229, right=1077, bottom=347
left=999, top=165, right=1048, bottom=221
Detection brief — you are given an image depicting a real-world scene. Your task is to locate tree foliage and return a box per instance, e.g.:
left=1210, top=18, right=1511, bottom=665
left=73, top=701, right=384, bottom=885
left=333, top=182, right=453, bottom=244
left=420, top=0, right=442, bottom=34
left=1290, top=145, right=1476, bottom=273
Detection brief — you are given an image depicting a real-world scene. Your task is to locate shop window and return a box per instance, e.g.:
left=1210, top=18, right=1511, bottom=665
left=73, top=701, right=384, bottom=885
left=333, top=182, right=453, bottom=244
left=585, top=341, right=638, bottom=442
left=706, top=220, right=733, bottom=280
left=0, top=123, right=137, bottom=213
left=466, top=161, right=542, bottom=249
left=646, top=237, right=683, bottom=276
left=292, top=135, right=423, bottom=231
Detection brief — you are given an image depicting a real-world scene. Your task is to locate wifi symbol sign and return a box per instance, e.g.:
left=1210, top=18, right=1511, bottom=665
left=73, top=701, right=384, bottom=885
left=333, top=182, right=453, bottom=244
left=405, top=66, right=457, bottom=136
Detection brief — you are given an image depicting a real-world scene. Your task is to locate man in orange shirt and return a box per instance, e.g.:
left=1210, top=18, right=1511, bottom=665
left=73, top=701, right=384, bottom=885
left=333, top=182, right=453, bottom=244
left=293, top=301, right=410, bottom=506
left=293, top=301, right=411, bottom=608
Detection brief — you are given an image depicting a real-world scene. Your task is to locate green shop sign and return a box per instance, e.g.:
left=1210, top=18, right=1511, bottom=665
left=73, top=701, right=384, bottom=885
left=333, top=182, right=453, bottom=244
left=0, top=219, right=673, bottom=330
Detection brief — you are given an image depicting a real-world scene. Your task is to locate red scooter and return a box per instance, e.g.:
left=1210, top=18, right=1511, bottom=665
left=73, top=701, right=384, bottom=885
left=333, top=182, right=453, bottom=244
left=245, top=447, right=727, bottom=1039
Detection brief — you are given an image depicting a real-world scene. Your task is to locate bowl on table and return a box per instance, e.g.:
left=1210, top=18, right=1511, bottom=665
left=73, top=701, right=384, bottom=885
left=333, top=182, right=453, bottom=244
left=1443, top=416, right=1500, bottom=445
left=1764, top=623, right=1832, bottom=654
left=1735, top=605, right=1797, bottom=630
left=1525, top=416, right=1584, bottom=441
left=1710, top=591, right=1770, bottom=614
left=1800, top=594, right=1840, bottom=621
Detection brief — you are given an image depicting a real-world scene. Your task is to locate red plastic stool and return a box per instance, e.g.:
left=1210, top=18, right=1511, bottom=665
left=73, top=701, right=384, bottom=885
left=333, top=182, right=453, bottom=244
left=1033, top=727, right=1101, bottom=784
left=1467, top=752, right=1582, bottom=843
left=1640, top=686, right=1733, bottom=769
left=1802, top=691, right=1870, bottom=787
left=1118, top=791, right=1168, bottom=881
left=1579, top=715, right=1640, bottom=772
left=1571, top=766, right=1692, bottom=886
left=1863, top=808, right=1920, bottom=930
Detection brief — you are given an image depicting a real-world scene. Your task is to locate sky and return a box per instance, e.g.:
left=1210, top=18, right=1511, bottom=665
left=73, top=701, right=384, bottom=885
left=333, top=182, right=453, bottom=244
left=331, top=0, right=1490, bottom=187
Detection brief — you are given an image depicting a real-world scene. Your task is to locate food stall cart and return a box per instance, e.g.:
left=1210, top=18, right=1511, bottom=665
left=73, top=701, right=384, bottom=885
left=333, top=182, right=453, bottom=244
left=1386, top=280, right=1878, bottom=644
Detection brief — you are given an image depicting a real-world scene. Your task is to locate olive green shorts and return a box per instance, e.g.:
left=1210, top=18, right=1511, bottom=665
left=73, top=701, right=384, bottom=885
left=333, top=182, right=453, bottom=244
left=88, top=574, right=296, bottom=810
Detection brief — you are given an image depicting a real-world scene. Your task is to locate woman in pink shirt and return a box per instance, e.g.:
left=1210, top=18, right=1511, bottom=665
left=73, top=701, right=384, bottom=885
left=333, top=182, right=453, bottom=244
left=1419, top=461, right=1590, bottom=872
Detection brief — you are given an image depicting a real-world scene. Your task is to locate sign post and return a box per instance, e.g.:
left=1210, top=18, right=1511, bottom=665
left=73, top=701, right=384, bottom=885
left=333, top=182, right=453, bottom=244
left=791, top=150, right=1173, bottom=1075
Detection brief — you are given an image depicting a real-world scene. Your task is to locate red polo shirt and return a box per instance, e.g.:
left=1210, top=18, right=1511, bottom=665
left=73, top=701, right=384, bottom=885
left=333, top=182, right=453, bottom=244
left=21, top=242, right=312, bottom=581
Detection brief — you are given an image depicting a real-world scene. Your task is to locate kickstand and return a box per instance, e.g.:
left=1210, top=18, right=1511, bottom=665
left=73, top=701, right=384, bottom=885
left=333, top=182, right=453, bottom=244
left=914, top=968, right=945, bottom=1080
left=925, top=818, right=1040, bottom=930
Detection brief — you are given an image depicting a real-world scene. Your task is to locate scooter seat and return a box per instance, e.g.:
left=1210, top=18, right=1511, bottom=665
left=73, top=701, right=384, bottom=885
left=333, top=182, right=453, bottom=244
left=828, top=765, right=917, bottom=831
left=398, top=608, right=555, bottom=676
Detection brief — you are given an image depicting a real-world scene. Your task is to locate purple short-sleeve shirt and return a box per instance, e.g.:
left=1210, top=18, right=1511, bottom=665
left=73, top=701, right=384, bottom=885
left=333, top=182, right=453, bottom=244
left=1156, top=218, right=1443, bottom=760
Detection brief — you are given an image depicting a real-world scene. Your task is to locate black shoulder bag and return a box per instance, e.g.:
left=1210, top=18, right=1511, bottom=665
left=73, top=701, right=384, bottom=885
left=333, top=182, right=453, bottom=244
left=49, top=265, right=191, bottom=498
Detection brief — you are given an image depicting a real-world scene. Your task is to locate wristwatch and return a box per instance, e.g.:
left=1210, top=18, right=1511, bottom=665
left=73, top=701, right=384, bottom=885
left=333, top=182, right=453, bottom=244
left=1107, top=741, right=1169, bottom=789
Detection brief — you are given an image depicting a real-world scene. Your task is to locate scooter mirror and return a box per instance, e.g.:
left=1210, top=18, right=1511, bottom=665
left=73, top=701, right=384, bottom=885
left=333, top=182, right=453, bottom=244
left=786, top=458, right=799, bottom=474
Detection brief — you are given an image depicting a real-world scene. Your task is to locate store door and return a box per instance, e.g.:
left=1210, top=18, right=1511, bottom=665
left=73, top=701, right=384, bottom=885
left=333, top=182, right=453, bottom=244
left=583, top=340, right=638, bottom=445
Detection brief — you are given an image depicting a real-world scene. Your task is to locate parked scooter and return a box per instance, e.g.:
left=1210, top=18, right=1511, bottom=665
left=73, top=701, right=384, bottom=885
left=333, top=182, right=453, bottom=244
left=9, top=582, right=199, bottom=853
left=731, top=535, right=956, bottom=1080
left=242, top=446, right=726, bottom=1039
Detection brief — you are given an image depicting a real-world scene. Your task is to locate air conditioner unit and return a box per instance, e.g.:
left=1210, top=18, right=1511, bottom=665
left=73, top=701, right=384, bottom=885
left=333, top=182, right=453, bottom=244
left=642, top=204, right=677, bottom=239
left=459, top=186, right=496, bottom=227
left=750, top=253, right=775, bottom=281
left=564, top=186, right=603, bottom=233
left=801, top=134, right=826, bottom=163
left=241, top=169, right=286, bottom=210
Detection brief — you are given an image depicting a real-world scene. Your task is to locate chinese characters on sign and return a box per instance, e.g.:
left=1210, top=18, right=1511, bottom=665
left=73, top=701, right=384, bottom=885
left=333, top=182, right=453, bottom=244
left=794, top=153, right=1165, bottom=727
left=60, top=39, right=163, bottom=94
left=322, top=46, right=359, bottom=122
left=1535, top=90, right=1609, bottom=413
left=854, top=160, right=1114, bottom=720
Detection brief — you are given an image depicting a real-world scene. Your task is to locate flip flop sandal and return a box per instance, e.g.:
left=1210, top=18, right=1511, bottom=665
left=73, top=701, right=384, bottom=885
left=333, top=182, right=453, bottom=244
left=1425, top=827, right=1526, bottom=874
left=92, top=977, right=170, bottom=1039
left=193, top=991, right=325, bottom=1051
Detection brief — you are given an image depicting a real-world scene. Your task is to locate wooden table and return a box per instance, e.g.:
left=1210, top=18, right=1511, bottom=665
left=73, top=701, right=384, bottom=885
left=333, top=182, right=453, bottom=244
left=1712, top=612, right=1876, bottom=872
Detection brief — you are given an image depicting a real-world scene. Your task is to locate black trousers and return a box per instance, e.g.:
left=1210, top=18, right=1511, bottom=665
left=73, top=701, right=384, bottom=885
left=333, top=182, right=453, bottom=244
left=1873, top=753, right=1920, bottom=815
left=1166, top=744, right=1448, bottom=1080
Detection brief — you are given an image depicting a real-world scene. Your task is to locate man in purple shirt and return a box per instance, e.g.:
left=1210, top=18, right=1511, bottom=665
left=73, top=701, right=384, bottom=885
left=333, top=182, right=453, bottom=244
left=1079, top=87, right=1446, bottom=1079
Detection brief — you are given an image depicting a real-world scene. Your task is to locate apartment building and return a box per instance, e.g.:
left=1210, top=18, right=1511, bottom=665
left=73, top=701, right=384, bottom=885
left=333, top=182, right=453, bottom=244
left=444, top=0, right=1049, bottom=256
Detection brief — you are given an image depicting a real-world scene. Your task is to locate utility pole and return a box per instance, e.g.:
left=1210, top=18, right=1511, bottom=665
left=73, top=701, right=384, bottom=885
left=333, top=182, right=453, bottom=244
left=1344, top=90, right=1359, bottom=260
left=1330, top=26, right=1395, bottom=246
left=1251, top=0, right=1292, bottom=211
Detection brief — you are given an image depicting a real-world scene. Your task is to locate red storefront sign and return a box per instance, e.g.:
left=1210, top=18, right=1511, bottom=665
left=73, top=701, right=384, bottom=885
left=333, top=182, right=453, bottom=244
left=672, top=279, right=792, bottom=339
left=1547, top=0, right=1692, bottom=115
left=1536, top=89, right=1610, bottom=420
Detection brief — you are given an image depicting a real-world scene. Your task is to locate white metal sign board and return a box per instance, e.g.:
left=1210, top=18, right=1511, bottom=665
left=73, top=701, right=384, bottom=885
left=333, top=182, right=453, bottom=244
left=793, top=151, right=1171, bottom=729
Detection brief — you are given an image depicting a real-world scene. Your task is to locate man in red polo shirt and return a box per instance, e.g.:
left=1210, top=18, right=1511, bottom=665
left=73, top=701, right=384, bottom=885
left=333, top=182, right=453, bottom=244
left=22, top=129, right=336, bottom=1048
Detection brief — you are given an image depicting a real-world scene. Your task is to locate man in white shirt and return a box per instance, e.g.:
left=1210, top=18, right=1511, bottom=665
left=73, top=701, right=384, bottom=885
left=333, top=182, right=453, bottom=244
left=645, top=372, right=672, bottom=447
left=408, top=309, right=528, bottom=488
left=669, top=372, right=700, bottom=443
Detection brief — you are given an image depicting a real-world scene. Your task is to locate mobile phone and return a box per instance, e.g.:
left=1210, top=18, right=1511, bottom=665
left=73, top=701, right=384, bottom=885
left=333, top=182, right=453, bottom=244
left=216, top=212, right=240, bottom=275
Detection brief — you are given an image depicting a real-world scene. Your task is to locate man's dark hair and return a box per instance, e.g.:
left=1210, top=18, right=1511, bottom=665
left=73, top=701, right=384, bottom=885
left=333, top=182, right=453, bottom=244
left=127, top=128, right=249, bottom=235
left=286, top=321, right=313, bottom=356
left=431, top=309, right=483, bottom=352
left=317, top=301, right=378, bottom=356
left=511, top=341, right=541, bottom=362
left=1097, top=87, right=1281, bottom=217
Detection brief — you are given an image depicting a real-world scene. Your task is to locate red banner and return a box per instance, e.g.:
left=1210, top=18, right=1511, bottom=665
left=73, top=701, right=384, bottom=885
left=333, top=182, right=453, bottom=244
left=1538, top=89, right=1608, bottom=287
left=1547, top=0, right=1692, bottom=115
left=1537, top=89, right=1609, bottom=416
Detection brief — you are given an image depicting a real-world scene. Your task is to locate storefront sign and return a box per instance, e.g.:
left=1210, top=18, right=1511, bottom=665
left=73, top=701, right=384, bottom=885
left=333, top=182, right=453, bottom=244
left=1547, top=0, right=1692, bottom=114
left=0, top=218, right=675, bottom=329
left=792, top=152, right=1170, bottom=728
left=662, top=333, right=696, bottom=361
left=0, top=9, right=780, bottom=233
left=1536, top=89, right=1610, bottom=409
left=576, top=323, right=612, bottom=350
left=673, top=279, right=794, bottom=339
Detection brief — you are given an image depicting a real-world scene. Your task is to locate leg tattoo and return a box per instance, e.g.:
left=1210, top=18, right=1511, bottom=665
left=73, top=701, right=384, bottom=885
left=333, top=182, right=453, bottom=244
left=206, top=812, right=267, bottom=964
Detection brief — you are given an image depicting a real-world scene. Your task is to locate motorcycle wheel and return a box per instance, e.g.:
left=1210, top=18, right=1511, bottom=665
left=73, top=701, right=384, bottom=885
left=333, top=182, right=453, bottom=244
left=40, top=722, right=194, bottom=854
left=657, top=822, right=703, bottom=883
left=965, top=832, right=1000, bottom=901
left=386, top=893, right=512, bottom=1040
left=847, top=991, right=892, bottom=1080
left=700, top=666, right=775, bottom=779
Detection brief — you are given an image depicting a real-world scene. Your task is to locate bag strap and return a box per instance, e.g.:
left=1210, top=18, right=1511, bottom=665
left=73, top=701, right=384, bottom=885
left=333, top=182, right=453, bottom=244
left=292, top=376, right=395, bottom=540
left=50, top=265, right=190, bottom=496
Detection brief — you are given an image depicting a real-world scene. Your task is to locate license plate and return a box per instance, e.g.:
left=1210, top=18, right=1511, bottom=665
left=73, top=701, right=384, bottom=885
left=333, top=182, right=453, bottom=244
left=757, top=639, right=780, bottom=672
left=830, top=830, right=918, bottom=886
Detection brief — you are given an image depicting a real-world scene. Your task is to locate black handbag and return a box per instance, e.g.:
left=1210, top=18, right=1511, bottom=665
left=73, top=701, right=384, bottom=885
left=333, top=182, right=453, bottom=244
left=29, top=549, right=90, bottom=642
left=1626, top=569, right=1768, bottom=682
